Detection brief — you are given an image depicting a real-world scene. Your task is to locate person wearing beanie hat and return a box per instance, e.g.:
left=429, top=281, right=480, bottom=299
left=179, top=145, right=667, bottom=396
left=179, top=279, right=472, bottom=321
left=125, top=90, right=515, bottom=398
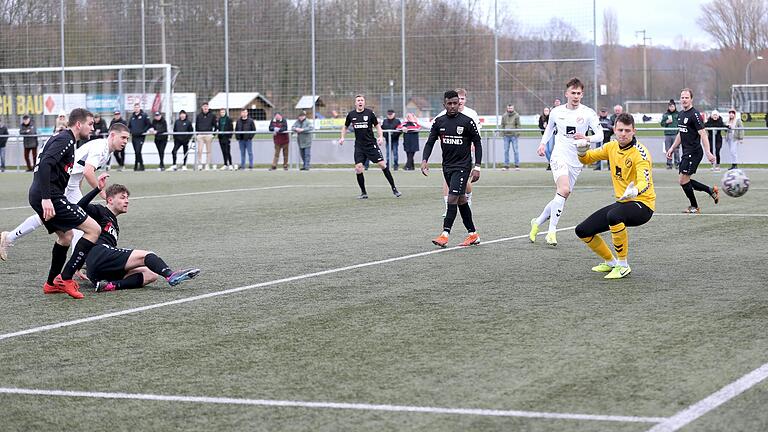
left=704, top=109, right=725, bottom=171
left=171, top=110, right=193, bottom=171
left=661, top=98, right=680, bottom=169
left=292, top=110, right=314, bottom=170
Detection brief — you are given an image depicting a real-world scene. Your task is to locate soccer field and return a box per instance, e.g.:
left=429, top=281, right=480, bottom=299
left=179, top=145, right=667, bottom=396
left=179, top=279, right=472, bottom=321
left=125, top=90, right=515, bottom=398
left=1, top=167, right=767, bottom=431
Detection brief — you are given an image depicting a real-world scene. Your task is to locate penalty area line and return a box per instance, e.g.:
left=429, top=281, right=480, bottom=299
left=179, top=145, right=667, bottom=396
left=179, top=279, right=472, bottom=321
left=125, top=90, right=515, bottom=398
left=0, top=226, right=575, bottom=343
left=0, top=387, right=667, bottom=424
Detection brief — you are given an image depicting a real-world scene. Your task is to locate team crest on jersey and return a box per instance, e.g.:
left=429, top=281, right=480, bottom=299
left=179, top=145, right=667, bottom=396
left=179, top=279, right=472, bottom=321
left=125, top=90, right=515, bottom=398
left=625, top=158, right=632, bottom=168
left=683, top=117, right=689, bottom=124
left=456, top=126, right=464, bottom=134
left=576, top=116, right=584, bottom=124
left=363, top=115, right=368, bottom=121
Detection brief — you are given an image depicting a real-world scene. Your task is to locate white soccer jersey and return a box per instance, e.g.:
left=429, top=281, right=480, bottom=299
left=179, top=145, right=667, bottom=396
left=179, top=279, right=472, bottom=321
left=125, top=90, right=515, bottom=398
left=70, top=138, right=111, bottom=180
left=541, top=104, right=603, bottom=167
left=435, top=106, right=482, bottom=129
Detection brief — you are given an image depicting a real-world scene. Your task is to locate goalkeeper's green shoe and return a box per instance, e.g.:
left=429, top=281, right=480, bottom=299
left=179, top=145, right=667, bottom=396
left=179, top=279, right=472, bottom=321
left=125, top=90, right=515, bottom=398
left=591, top=262, right=614, bottom=272
left=528, top=218, right=539, bottom=243
left=604, top=265, right=631, bottom=279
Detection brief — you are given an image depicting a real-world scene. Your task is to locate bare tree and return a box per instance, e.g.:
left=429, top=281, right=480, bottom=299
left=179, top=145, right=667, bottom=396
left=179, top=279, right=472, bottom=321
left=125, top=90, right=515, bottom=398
left=698, top=0, right=768, bottom=53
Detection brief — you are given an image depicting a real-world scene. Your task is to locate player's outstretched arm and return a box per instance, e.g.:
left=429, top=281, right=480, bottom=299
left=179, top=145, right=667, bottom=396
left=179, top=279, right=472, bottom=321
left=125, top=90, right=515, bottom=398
left=577, top=139, right=606, bottom=165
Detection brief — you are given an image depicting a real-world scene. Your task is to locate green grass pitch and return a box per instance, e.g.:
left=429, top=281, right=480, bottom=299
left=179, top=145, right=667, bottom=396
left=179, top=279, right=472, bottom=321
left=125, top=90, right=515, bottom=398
left=1, top=166, right=767, bottom=431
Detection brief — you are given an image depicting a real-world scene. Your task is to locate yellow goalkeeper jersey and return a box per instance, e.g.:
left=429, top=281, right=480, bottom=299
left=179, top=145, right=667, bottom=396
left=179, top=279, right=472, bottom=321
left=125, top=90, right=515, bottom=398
left=578, top=138, right=656, bottom=211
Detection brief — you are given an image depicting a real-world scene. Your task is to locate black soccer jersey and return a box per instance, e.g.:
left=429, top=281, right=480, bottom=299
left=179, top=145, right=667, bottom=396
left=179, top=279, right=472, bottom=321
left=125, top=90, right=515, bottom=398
left=78, top=187, right=120, bottom=247
left=677, top=107, right=705, bottom=155
left=422, top=112, right=482, bottom=170
left=30, top=129, right=77, bottom=199
left=344, top=108, right=378, bottom=146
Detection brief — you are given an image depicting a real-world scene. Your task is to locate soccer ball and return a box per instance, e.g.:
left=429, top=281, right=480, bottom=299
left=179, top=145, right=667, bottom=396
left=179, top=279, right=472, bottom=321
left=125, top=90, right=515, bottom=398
left=721, top=169, right=750, bottom=198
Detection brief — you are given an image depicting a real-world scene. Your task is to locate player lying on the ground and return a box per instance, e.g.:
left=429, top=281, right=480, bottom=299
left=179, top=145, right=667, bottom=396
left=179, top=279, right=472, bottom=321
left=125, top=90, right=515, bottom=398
left=422, top=90, right=482, bottom=248
left=73, top=178, right=201, bottom=293
left=1, top=122, right=130, bottom=263
left=574, top=113, right=656, bottom=279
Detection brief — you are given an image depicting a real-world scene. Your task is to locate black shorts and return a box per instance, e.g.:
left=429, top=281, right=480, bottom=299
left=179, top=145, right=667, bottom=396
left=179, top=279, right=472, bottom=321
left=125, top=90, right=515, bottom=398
left=86, top=244, right=132, bottom=282
left=679, top=152, right=703, bottom=175
left=575, top=201, right=653, bottom=239
left=354, top=144, right=384, bottom=165
left=29, top=194, right=88, bottom=234
left=443, top=168, right=471, bottom=196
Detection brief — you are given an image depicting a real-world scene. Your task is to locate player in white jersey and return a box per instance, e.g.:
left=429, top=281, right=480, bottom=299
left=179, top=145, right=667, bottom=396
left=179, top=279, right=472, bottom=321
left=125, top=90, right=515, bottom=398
left=0, top=123, right=129, bottom=261
left=529, top=78, right=603, bottom=246
left=434, top=88, right=481, bottom=215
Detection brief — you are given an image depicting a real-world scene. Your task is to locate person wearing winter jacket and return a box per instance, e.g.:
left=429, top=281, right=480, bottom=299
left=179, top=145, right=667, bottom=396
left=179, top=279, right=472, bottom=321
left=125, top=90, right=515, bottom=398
left=128, top=103, right=151, bottom=171
left=217, top=109, right=234, bottom=170
left=19, top=115, right=38, bottom=171
left=150, top=111, right=169, bottom=170
left=269, top=112, right=289, bottom=170
left=171, top=110, right=194, bottom=170
left=235, top=109, right=256, bottom=170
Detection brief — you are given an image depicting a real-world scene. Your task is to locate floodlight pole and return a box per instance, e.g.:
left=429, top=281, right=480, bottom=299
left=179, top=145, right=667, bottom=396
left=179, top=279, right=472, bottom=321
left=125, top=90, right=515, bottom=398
left=494, top=0, right=499, bottom=126
left=60, top=0, right=65, bottom=107
left=160, top=1, right=167, bottom=64
left=141, top=0, right=146, bottom=97
left=311, top=0, right=317, bottom=125
left=401, top=0, right=406, bottom=117
left=593, top=0, right=598, bottom=110
left=635, top=30, right=650, bottom=99
left=224, top=0, right=229, bottom=111
left=746, top=55, right=764, bottom=85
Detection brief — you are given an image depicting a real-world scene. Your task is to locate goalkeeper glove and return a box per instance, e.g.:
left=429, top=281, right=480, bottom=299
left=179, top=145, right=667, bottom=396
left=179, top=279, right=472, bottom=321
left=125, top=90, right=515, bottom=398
left=619, top=181, right=639, bottom=201
left=575, top=139, right=590, bottom=157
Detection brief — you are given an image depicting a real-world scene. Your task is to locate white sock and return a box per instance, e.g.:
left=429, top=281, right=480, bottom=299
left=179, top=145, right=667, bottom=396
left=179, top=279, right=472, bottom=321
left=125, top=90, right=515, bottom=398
left=536, top=201, right=552, bottom=226
left=443, top=195, right=448, bottom=211
left=465, top=192, right=472, bottom=207
left=7, top=214, right=43, bottom=244
left=70, top=229, right=84, bottom=253
left=548, top=194, right=567, bottom=232
left=607, top=257, right=618, bottom=266
left=617, top=259, right=628, bottom=267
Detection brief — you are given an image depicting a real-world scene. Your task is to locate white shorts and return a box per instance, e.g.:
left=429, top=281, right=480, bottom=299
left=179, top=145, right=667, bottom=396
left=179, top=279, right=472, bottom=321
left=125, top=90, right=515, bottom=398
left=550, top=158, right=582, bottom=190
left=64, top=184, right=83, bottom=203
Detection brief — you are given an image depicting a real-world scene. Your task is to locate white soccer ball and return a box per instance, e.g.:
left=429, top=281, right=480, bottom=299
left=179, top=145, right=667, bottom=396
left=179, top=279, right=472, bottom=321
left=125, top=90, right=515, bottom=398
left=721, top=169, right=750, bottom=198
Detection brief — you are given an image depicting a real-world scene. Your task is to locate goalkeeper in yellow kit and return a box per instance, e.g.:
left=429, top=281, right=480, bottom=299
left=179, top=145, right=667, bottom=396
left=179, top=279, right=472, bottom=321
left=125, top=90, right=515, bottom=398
left=574, top=113, right=655, bottom=279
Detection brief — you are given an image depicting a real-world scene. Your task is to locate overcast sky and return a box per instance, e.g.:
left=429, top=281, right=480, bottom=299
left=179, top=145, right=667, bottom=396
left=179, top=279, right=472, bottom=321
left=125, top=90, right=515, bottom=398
left=484, top=0, right=715, bottom=50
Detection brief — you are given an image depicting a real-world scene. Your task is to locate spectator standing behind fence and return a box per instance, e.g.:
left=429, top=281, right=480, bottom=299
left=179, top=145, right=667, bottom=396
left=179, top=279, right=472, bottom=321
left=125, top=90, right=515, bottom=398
left=217, top=108, right=234, bottom=170
left=128, top=103, right=151, bottom=171
left=90, top=113, right=108, bottom=141
left=382, top=110, right=402, bottom=170
left=19, top=115, right=37, bottom=172
left=725, top=109, right=743, bottom=170
left=269, top=112, right=289, bottom=171
left=235, top=109, right=255, bottom=170
left=500, top=104, right=521, bottom=170
left=55, top=111, right=68, bottom=133
left=110, top=110, right=128, bottom=170
left=537, top=107, right=550, bottom=170
left=195, top=102, right=217, bottom=170
left=596, top=107, right=613, bottom=171
left=0, top=119, right=7, bottom=172
left=704, top=110, right=725, bottom=171
left=150, top=111, right=168, bottom=171
left=292, top=110, right=314, bottom=170
left=171, top=110, right=193, bottom=171
left=397, top=112, right=421, bottom=170
left=660, top=99, right=680, bottom=169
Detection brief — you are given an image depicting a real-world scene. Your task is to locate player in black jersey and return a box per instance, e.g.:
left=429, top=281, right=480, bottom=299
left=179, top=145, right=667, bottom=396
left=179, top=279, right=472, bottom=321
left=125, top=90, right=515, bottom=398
left=666, top=88, right=719, bottom=213
left=339, top=95, right=401, bottom=199
left=421, top=90, right=482, bottom=248
left=29, top=108, right=100, bottom=299
left=77, top=181, right=201, bottom=292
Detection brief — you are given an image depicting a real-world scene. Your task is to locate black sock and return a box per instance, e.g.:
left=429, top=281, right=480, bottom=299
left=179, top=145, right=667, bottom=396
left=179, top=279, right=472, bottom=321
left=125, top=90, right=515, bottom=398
left=48, top=243, right=69, bottom=285
left=114, top=273, right=144, bottom=290
left=144, top=253, right=173, bottom=278
left=690, top=179, right=712, bottom=195
left=356, top=172, right=367, bottom=194
left=381, top=167, right=397, bottom=189
left=444, top=203, right=458, bottom=233
left=458, top=203, right=476, bottom=233
left=60, top=238, right=95, bottom=280
left=682, top=182, right=698, bottom=207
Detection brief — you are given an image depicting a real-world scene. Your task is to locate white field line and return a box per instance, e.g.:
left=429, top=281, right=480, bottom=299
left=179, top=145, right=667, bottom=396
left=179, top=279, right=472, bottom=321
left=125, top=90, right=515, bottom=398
left=0, top=387, right=667, bottom=423
left=0, top=226, right=575, bottom=342
left=646, top=363, right=768, bottom=432
left=0, top=185, right=297, bottom=211
left=655, top=213, right=768, bottom=217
